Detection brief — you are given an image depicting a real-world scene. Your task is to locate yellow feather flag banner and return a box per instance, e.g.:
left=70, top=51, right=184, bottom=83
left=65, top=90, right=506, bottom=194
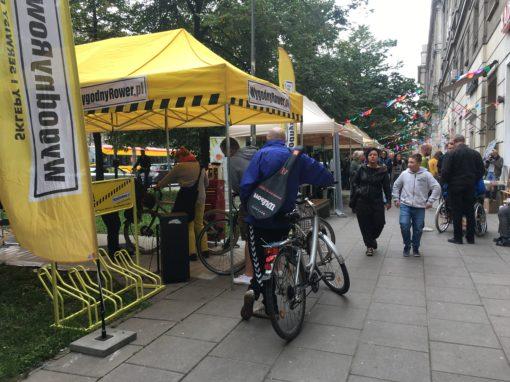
left=278, top=47, right=297, bottom=147
left=0, top=0, right=97, bottom=262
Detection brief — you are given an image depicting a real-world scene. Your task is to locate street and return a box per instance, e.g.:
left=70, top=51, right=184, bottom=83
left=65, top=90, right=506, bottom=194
left=24, top=207, right=510, bottom=382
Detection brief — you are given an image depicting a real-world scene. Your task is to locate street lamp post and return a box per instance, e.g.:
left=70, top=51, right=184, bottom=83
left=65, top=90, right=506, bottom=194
left=249, top=0, right=256, bottom=146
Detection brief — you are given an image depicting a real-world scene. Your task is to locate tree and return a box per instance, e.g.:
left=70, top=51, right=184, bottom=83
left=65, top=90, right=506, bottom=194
left=70, top=0, right=133, bottom=43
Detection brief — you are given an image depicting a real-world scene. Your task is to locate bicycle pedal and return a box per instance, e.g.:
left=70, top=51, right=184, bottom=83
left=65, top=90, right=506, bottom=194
left=323, top=272, right=335, bottom=281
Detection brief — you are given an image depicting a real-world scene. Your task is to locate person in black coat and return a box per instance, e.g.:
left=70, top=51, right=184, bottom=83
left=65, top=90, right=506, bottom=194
left=350, top=148, right=392, bottom=256
left=441, top=135, right=485, bottom=244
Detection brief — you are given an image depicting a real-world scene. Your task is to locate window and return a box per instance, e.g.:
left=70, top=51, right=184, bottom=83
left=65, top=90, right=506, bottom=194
left=472, top=2, right=479, bottom=49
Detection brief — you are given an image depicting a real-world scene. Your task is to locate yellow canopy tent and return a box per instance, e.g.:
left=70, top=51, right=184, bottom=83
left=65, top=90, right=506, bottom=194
left=76, top=29, right=303, bottom=133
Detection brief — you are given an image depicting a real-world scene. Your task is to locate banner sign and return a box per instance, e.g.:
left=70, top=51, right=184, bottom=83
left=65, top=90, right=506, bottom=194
left=278, top=47, right=297, bottom=147
left=15, top=0, right=81, bottom=199
left=81, top=76, right=148, bottom=110
left=92, top=178, right=135, bottom=216
left=287, top=123, right=296, bottom=148
left=0, top=0, right=97, bottom=262
left=248, top=80, right=290, bottom=113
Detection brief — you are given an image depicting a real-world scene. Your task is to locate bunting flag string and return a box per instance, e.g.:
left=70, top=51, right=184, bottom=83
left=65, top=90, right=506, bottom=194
left=343, top=88, right=425, bottom=125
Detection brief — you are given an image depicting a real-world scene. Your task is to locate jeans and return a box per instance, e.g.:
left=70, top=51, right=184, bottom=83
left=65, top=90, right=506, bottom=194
left=399, top=204, right=425, bottom=250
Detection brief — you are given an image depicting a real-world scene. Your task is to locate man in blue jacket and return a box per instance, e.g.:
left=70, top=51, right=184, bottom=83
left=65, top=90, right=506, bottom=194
left=239, top=128, right=334, bottom=320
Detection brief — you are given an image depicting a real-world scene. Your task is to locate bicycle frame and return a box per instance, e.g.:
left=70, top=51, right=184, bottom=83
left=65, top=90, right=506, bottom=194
left=263, top=198, right=344, bottom=288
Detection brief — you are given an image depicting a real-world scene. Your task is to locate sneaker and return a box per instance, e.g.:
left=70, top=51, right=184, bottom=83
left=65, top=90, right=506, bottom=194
left=403, top=248, right=410, bottom=257
left=423, top=226, right=434, bottom=232
left=240, top=290, right=255, bottom=320
left=448, top=238, right=463, bottom=245
left=366, top=248, right=374, bottom=256
left=233, top=274, right=252, bottom=285
left=413, top=248, right=421, bottom=257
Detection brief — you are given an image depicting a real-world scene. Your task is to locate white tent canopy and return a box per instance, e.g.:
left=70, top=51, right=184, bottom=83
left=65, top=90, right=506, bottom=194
left=231, top=96, right=364, bottom=144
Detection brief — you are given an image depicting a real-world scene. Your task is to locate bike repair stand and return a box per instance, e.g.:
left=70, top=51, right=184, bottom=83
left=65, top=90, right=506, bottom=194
left=70, top=260, right=137, bottom=357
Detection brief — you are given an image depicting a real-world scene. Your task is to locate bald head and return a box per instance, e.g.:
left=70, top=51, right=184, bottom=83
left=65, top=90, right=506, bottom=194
left=267, top=127, right=286, bottom=141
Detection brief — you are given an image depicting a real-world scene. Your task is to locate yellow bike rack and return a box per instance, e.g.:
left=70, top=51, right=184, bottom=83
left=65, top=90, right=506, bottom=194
left=39, top=178, right=165, bottom=331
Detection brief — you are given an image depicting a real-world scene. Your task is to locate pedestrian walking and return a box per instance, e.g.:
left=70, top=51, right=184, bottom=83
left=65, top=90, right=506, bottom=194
left=428, top=151, right=442, bottom=180
left=350, top=148, right=391, bottom=256
left=391, top=153, right=406, bottom=186
left=438, top=142, right=454, bottom=175
left=420, top=144, right=432, bottom=170
left=485, top=149, right=503, bottom=200
left=392, top=153, right=441, bottom=257
left=485, top=149, right=503, bottom=181
left=220, top=138, right=258, bottom=285
left=380, top=150, right=393, bottom=175
left=441, top=135, right=485, bottom=244
left=349, top=151, right=364, bottom=185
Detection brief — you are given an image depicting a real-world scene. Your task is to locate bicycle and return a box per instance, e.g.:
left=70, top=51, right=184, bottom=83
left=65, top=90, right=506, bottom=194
left=123, top=186, right=173, bottom=255
left=262, top=198, right=349, bottom=341
left=196, top=197, right=335, bottom=276
left=435, top=195, right=487, bottom=236
left=196, top=201, right=246, bottom=276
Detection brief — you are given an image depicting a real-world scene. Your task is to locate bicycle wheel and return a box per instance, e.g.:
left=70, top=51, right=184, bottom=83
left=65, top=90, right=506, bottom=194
left=265, top=247, right=306, bottom=341
left=197, top=218, right=245, bottom=275
left=123, top=214, right=158, bottom=255
left=297, top=217, right=336, bottom=243
left=474, top=202, right=487, bottom=237
left=313, top=235, right=350, bottom=295
left=435, top=201, right=450, bottom=233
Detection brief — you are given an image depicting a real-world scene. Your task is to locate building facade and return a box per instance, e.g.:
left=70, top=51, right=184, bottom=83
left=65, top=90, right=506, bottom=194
left=423, top=0, right=510, bottom=175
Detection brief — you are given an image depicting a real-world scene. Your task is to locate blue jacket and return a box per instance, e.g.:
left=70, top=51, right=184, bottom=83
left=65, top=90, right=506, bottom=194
left=240, top=140, right=334, bottom=228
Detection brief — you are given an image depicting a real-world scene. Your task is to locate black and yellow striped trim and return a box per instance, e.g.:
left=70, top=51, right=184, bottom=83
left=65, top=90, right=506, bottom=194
left=93, top=179, right=131, bottom=208
left=229, top=97, right=303, bottom=122
left=85, top=93, right=303, bottom=122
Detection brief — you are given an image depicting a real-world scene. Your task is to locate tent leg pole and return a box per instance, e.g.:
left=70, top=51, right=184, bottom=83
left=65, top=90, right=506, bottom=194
left=333, top=131, right=346, bottom=218
left=165, top=109, right=171, bottom=168
left=250, top=125, right=256, bottom=147
left=133, top=179, right=140, bottom=265
left=51, top=262, right=59, bottom=326
left=300, top=122, right=304, bottom=146
left=225, top=105, right=235, bottom=290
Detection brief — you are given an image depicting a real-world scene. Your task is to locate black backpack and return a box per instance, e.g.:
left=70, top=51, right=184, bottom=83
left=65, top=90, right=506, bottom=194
left=247, top=147, right=303, bottom=220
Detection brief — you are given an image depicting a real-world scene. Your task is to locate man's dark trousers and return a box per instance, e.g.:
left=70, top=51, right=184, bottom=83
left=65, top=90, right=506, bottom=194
left=449, top=187, right=475, bottom=242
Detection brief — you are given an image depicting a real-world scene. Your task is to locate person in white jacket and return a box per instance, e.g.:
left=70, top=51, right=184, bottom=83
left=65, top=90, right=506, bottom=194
left=392, top=153, right=441, bottom=257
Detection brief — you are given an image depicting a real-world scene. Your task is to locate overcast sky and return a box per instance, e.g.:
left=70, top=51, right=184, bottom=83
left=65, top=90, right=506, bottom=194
left=338, top=0, right=432, bottom=81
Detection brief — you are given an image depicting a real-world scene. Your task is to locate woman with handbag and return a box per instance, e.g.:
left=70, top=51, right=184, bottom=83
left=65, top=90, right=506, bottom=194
left=350, top=147, right=391, bottom=256
left=157, top=147, right=209, bottom=261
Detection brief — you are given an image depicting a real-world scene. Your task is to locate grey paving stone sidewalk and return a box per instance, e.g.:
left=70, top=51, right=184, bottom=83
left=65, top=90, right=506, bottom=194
left=25, top=208, right=510, bottom=382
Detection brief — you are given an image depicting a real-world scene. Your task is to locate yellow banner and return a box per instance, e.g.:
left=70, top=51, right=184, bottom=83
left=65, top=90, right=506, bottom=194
left=278, top=47, right=298, bottom=147
left=92, top=178, right=135, bottom=216
left=0, top=0, right=97, bottom=262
